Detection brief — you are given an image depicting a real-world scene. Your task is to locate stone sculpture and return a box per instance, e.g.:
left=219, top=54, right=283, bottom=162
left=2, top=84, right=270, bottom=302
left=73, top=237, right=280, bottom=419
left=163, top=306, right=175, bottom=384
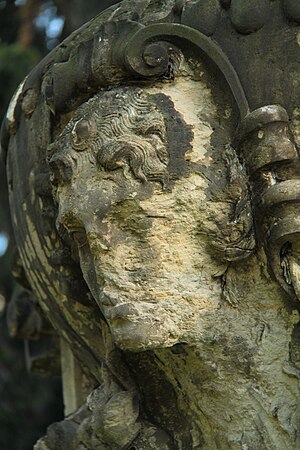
left=2, top=0, right=300, bottom=448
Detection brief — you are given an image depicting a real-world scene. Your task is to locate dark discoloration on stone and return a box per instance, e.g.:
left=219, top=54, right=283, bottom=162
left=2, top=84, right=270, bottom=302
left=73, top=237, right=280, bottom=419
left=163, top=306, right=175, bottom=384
left=230, top=0, right=270, bottom=34
left=220, top=0, right=231, bottom=10
left=283, top=0, right=300, bottom=23
left=151, top=93, right=193, bottom=182
left=143, top=43, right=170, bottom=69
left=181, top=0, right=221, bottom=36
left=125, top=350, right=193, bottom=449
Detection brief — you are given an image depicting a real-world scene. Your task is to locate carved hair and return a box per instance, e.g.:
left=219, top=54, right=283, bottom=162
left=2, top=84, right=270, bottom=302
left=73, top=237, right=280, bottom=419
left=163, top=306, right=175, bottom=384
left=48, top=88, right=169, bottom=186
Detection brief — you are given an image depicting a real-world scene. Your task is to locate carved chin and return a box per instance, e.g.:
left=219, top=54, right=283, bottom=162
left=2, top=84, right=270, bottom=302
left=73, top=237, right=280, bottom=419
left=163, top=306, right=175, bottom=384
left=107, top=315, right=181, bottom=352
left=100, top=300, right=181, bottom=351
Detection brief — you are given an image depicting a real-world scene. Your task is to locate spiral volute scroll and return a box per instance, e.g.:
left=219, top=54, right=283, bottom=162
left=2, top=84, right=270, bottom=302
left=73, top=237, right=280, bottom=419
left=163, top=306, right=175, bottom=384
left=122, top=23, right=249, bottom=118
left=235, top=106, right=300, bottom=298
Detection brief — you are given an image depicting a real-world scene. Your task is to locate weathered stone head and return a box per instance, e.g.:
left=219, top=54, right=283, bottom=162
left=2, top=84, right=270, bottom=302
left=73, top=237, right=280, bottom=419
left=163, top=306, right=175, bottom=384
left=4, top=0, right=300, bottom=362
left=4, top=1, right=300, bottom=448
left=46, top=75, right=256, bottom=351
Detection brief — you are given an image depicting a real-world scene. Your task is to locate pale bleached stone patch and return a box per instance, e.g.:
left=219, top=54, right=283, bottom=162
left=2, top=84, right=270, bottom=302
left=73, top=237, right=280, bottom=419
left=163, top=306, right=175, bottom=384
left=145, top=76, right=215, bottom=163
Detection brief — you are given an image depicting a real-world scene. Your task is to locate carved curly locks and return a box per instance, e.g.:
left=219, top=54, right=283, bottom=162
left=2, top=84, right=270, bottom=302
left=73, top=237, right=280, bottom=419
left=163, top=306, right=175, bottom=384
left=48, top=88, right=169, bottom=186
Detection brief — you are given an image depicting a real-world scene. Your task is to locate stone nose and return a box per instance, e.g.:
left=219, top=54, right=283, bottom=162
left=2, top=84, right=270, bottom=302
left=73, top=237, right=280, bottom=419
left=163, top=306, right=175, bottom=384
left=49, top=153, right=75, bottom=186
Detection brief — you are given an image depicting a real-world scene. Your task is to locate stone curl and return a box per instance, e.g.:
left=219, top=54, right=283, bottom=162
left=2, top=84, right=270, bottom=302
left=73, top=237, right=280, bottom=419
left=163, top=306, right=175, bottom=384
left=48, top=88, right=169, bottom=187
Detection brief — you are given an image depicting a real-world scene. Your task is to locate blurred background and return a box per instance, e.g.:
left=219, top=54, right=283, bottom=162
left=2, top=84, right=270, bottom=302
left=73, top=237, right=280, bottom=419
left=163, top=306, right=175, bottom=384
left=0, top=1, right=118, bottom=449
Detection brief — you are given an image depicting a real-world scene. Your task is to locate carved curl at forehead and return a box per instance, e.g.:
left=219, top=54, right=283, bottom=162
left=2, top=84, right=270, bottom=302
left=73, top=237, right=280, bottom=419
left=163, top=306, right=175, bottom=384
left=49, top=87, right=169, bottom=185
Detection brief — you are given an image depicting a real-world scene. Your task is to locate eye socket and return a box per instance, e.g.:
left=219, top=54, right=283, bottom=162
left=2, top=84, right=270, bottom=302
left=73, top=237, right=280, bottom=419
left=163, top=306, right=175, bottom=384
left=57, top=220, right=87, bottom=248
left=71, top=230, right=88, bottom=248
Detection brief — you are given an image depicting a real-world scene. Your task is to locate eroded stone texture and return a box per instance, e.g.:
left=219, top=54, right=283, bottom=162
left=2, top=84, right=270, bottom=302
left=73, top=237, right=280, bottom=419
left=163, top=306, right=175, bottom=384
left=49, top=74, right=231, bottom=352
left=37, top=72, right=300, bottom=447
left=3, top=0, right=300, bottom=449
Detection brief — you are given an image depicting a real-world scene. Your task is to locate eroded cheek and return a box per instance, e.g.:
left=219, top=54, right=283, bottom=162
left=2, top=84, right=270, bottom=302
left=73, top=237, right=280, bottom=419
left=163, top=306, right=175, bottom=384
left=92, top=239, right=160, bottom=289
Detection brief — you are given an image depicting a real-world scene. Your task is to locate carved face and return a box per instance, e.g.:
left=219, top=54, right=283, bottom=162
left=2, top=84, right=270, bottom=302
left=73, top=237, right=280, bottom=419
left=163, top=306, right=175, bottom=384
left=49, top=83, right=248, bottom=351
